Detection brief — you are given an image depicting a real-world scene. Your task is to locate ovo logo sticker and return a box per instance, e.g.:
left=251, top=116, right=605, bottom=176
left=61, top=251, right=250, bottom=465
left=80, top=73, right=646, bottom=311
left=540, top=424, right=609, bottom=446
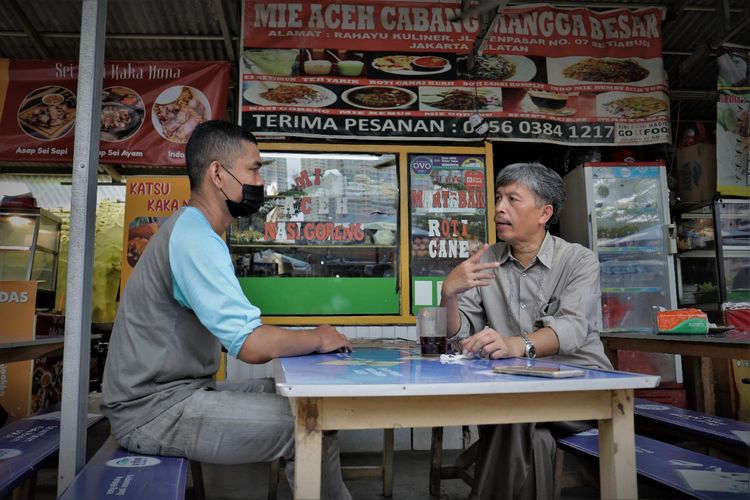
left=411, top=156, right=433, bottom=175
left=106, top=456, right=162, bottom=467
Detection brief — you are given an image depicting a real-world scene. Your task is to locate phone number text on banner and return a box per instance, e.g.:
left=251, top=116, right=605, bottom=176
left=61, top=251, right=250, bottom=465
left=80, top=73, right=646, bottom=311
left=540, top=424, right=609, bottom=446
left=245, top=112, right=668, bottom=145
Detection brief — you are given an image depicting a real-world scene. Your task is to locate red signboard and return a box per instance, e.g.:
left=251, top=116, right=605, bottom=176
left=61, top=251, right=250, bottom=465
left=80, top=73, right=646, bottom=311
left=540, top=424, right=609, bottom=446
left=240, top=1, right=670, bottom=145
left=244, top=1, right=663, bottom=59
left=0, top=60, right=230, bottom=165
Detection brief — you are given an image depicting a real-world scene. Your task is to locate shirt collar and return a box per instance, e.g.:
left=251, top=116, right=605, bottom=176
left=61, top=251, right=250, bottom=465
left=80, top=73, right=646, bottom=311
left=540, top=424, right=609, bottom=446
left=497, top=243, right=512, bottom=264
left=497, top=232, right=554, bottom=269
left=536, top=232, right=554, bottom=269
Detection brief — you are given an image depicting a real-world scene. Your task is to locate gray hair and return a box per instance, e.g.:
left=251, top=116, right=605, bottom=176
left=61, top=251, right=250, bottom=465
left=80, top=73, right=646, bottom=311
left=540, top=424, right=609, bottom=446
left=495, top=162, right=565, bottom=229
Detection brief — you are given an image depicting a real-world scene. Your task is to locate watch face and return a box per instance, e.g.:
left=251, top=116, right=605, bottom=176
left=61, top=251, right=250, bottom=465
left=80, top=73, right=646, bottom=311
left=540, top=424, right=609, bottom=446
left=526, top=342, right=537, bottom=359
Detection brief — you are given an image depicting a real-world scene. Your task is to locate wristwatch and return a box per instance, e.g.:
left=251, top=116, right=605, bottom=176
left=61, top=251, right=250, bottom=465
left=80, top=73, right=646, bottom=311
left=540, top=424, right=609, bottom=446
left=520, top=332, right=536, bottom=359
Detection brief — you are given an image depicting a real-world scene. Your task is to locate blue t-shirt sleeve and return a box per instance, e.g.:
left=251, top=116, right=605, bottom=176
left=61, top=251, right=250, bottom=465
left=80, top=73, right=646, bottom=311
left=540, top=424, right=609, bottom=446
left=169, top=209, right=261, bottom=358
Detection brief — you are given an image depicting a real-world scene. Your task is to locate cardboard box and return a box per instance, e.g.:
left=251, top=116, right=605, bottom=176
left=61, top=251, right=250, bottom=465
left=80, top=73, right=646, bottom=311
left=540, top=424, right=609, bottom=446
left=0, top=282, right=63, bottom=418
left=0, top=281, right=37, bottom=341
left=676, top=144, right=717, bottom=203
left=655, top=308, right=709, bottom=334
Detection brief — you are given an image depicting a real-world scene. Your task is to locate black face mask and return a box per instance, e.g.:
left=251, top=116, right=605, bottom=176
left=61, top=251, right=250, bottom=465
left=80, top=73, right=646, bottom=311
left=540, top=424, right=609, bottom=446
left=219, top=164, right=264, bottom=218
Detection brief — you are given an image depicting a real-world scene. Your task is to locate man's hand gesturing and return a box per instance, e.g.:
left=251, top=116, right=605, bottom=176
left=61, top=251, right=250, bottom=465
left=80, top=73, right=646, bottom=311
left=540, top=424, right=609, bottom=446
left=441, top=244, right=499, bottom=299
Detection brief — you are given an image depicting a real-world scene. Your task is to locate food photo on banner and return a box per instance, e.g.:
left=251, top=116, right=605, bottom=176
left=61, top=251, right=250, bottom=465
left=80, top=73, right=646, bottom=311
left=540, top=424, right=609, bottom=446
left=239, top=0, right=670, bottom=146
left=716, top=48, right=750, bottom=196
left=0, top=60, right=230, bottom=165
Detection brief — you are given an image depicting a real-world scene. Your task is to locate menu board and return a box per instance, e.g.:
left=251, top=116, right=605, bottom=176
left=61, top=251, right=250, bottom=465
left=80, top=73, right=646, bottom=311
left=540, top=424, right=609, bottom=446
left=240, top=1, right=669, bottom=146
left=0, top=60, right=230, bottom=165
left=408, top=154, right=488, bottom=310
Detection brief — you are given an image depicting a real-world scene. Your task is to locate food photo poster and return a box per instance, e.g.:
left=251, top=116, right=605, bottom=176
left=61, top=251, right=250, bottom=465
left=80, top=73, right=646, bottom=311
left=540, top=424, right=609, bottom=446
left=240, top=0, right=670, bottom=145
left=0, top=60, right=230, bottom=165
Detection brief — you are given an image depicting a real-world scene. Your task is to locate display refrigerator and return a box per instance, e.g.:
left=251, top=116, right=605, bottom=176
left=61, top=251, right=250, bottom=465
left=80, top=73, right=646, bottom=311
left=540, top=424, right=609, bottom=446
left=560, top=162, right=681, bottom=388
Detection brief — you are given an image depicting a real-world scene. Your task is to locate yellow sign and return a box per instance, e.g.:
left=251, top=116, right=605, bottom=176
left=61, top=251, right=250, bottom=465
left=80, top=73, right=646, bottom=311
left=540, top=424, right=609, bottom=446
left=0, top=280, right=37, bottom=341
left=0, top=280, right=37, bottom=418
left=120, top=176, right=191, bottom=289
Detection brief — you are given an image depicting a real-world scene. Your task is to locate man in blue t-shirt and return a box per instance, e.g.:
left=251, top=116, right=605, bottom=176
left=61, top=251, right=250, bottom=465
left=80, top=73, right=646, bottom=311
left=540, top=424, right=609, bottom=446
left=102, top=121, right=352, bottom=499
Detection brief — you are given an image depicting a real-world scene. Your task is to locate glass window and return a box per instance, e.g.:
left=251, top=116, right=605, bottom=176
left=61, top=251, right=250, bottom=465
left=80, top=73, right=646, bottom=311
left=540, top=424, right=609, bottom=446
left=228, top=151, right=401, bottom=316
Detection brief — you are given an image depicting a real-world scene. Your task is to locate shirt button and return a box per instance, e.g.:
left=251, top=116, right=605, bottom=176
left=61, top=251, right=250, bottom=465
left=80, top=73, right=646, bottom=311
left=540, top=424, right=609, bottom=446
left=521, top=304, right=526, bottom=309
left=521, top=272, right=526, bottom=277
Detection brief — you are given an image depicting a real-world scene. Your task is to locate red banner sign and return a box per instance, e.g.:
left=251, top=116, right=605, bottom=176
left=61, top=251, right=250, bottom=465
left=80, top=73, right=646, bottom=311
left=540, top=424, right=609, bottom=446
left=244, top=1, right=663, bottom=59
left=0, top=60, right=230, bottom=165
left=241, top=1, right=670, bottom=145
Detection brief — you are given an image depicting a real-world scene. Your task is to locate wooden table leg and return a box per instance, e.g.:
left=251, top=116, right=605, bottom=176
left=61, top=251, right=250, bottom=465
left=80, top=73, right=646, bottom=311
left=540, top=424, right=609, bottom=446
left=701, top=358, right=716, bottom=415
left=682, top=355, right=702, bottom=410
left=598, top=389, right=637, bottom=500
left=604, top=344, right=619, bottom=370
left=382, top=428, right=394, bottom=497
left=429, top=427, right=444, bottom=496
left=294, top=399, right=322, bottom=500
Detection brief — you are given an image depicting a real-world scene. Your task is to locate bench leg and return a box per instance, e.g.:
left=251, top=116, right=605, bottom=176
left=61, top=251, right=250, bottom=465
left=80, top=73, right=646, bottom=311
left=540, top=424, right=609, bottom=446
left=382, top=428, right=394, bottom=497
left=190, top=461, right=205, bottom=500
left=11, top=474, right=35, bottom=500
left=268, top=459, right=281, bottom=500
left=429, top=427, right=444, bottom=496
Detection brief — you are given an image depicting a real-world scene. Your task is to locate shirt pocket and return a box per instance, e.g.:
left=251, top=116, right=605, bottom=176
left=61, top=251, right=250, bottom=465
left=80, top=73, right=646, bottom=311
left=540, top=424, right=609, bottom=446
left=540, top=296, right=560, bottom=317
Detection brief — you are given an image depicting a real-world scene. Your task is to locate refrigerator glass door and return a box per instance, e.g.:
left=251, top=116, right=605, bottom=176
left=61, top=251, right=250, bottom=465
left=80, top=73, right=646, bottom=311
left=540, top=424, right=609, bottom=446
left=590, top=165, right=672, bottom=332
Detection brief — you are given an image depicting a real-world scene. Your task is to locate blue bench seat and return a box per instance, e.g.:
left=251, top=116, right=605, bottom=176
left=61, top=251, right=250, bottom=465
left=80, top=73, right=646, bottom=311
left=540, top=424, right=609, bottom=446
left=0, top=411, right=103, bottom=498
left=634, top=398, right=750, bottom=450
left=59, top=437, right=198, bottom=500
left=557, top=429, right=749, bottom=499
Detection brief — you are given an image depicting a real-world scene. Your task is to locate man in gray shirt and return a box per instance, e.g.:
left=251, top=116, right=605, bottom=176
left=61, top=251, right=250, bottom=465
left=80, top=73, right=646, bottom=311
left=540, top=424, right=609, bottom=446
left=441, top=162, right=612, bottom=500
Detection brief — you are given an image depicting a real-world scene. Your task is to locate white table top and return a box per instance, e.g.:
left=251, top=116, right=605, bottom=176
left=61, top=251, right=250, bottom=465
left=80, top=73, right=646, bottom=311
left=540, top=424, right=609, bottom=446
left=274, top=347, right=660, bottom=397
left=0, top=336, right=64, bottom=349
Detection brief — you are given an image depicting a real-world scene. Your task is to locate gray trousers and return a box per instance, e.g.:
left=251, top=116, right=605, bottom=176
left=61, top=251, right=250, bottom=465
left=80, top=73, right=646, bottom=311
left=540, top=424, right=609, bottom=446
left=470, top=421, right=594, bottom=500
left=116, top=378, right=352, bottom=500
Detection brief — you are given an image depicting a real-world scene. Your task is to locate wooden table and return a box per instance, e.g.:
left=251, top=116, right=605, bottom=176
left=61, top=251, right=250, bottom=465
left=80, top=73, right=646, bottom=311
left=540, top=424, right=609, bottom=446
left=600, top=331, right=750, bottom=362
left=0, top=337, right=64, bottom=364
left=274, top=347, right=659, bottom=499
left=600, top=331, right=750, bottom=415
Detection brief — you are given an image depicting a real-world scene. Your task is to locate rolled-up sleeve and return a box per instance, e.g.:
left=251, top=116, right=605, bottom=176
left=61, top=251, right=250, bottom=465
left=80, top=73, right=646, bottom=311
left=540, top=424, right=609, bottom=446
left=169, top=214, right=262, bottom=358
left=538, top=251, right=601, bottom=355
left=456, top=285, right=488, bottom=337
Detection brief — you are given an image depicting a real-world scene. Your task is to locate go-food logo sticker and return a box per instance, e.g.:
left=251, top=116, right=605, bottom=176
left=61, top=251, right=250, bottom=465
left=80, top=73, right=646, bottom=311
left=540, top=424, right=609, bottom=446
left=411, top=156, right=433, bottom=175
left=106, top=456, right=162, bottom=467
left=0, top=449, right=22, bottom=460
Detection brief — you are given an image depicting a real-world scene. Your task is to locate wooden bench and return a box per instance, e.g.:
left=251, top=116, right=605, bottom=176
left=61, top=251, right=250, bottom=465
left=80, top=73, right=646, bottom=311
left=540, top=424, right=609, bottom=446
left=555, top=429, right=750, bottom=499
left=0, top=410, right=103, bottom=499
left=633, top=398, right=749, bottom=462
left=59, top=437, right=204, bottom=500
